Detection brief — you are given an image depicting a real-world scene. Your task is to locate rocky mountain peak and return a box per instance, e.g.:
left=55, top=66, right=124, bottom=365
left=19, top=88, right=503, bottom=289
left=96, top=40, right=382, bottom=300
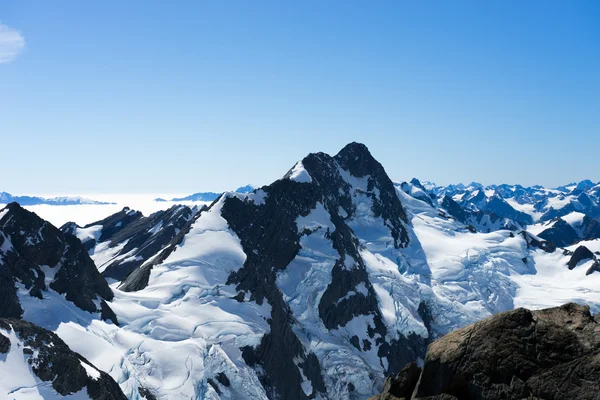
left=334, top=141, right=381, bottom=178
left=197, top=143, right=422, bottom=399
left=409, top=178, right=427, bottom=191
left=0, top=203, right=115, bottom=322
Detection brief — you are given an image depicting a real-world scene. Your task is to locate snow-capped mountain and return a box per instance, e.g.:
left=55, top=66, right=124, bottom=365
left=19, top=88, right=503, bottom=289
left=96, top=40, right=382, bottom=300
left=0, top=203, right=116, bottom=323
left=397, top=178, right=600, bottom=236
left=2, top=143, right=600, bottom=399
left=61, top=205, right=197, bottom=281
left=156, top=185, right=256, bottom=202
left=0, top=192, right=113, bottom=206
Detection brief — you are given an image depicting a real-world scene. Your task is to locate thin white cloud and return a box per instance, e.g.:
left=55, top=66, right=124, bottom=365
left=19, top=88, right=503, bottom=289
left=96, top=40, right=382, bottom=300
left=0, top=23, right=25, bottom=63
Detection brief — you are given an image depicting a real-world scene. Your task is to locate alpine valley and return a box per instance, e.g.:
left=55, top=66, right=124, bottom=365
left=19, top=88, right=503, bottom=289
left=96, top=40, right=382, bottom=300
left=2, top=143, right=600, bottom=400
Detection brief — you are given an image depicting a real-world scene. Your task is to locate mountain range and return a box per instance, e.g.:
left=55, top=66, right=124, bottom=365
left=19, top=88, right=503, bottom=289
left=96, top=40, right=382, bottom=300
left=154, top=185, right=255, bottom=202
left=0, top=192, right=113, bottom=206
left=1, top=142, right=600, bottom=399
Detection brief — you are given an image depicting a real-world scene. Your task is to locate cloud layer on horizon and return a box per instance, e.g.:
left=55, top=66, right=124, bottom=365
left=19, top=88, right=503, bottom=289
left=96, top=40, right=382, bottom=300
left=0, top=23, right=25, bottom=63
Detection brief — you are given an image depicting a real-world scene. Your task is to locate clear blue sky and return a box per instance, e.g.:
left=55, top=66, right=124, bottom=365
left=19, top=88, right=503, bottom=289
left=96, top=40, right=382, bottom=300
left=1, top=1, right=598, bottom=194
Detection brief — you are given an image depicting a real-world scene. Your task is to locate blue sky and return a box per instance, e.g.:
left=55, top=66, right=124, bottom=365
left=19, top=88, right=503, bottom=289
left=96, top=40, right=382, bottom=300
left=1, top=1, right=598, bottom=194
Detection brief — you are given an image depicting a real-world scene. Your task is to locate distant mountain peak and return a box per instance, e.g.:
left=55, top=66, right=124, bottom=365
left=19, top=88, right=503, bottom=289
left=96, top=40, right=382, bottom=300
left=160, top=184, right=256, bottom=202
left=235, top=184, right=255, bottom=193
left=334, top=141, right=380, bottom=178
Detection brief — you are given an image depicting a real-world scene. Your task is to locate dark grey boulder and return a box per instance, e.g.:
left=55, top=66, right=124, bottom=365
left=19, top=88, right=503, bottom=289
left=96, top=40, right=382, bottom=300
left=374, top=303, right=600, bottom=400
left=567, top=246, right=595, bottom=270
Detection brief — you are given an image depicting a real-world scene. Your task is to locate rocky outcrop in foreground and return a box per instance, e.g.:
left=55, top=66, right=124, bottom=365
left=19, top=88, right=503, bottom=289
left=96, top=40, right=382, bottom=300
left=372, top=303, right=600, bottom=400
left=0, top=318, right=126, bottom=399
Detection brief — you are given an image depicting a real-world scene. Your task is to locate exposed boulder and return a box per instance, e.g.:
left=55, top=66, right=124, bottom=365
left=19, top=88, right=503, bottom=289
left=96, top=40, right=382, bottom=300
left=374, top=303, right=600, bottom=400
left=567, top=245, right=595, bottom=270
left=521, top=231, right=556, bottom=253
left=374, top=362, right=421, bottom=400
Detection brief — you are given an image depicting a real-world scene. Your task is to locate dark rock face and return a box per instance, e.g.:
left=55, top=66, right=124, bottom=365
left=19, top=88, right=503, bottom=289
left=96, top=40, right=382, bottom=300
left=0, top=318, right=126, bottom=399
left=0, top=330, right=10, bottom=353
left=409, top=178, right=427, bottom=192
left=459, top=190, right=487, bottom=213
left=540, top=203, right=578, bottom=222
left=567, top=246, right=595, bottom=270
left=538, top=218, right=581, bottom=247
left=217, top=143, right=422, bottom=400
left=138, top=386, right=158, bottom=400
left=60, top=207, right=144, bottom=252
left=61, top=205, right=194, bottom=281
left=484, top=196, right=533, bottom=225
left=222, top=180, right=324, bottom=400
left=215, top=372, right=231, bottom=387
left=334, top=142, right=410, bottom=246
left=537, top=216, right=600, bottom=249
left=118, top=206, right=205, bottom=292
left=105, top=206, right=192, bottom=280
left=441, top=196, right=517, bottom=233
left=0, top=203, right=115, bottom=322
left=441, top=196, right=468, bottom=223
left=582, top=215, right=600, bottom=241
left=374, top=303, right=600, bottom=400
left=521, top=231, right=556, bottom=253
left=585, top=261, right=600, bottom=275
left=375, top=362, right=421, bottom=400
